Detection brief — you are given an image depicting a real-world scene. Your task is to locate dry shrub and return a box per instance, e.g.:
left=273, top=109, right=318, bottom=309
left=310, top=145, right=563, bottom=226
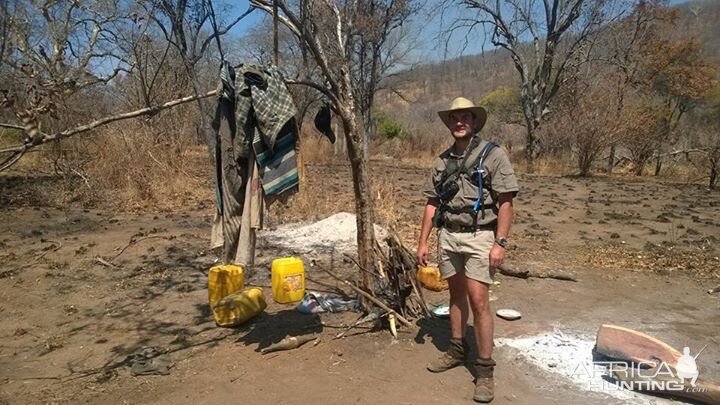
left=506, top=148, right=572, bottom=176
left=6, top=106, right=213, bottom=209
left=372, top=132, right=446, bottom=166
left=535, top=153, right=575, bottom=176
left=372, top=178, right=404, bottom=231
left=267, top=171, right=353, bottom=225
left=84, top=125, right=210, bottom=209
left=299, top=128, right=338, bottom=165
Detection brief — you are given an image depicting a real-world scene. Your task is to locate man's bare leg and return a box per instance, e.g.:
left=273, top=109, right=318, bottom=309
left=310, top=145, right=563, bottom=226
left=448, top=273, right=469, bottom=339
left=427, top=273, right=470, bottom=372
left=467, top=278, right=495, bottom=403
left=467, top=279, right=492, bottom=357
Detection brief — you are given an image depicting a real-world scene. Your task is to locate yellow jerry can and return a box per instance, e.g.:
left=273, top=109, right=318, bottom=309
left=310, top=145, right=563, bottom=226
left=208, top=264, right=244, bottom=308
left=271, top=257, right=305, bottom=304
left=212, top=287, right=267, bottom=327
left=416, top=267, right=449, bottom=292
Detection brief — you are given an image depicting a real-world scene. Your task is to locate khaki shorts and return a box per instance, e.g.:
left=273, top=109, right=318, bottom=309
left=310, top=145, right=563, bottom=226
left=438, top=228, right=495, bottom=285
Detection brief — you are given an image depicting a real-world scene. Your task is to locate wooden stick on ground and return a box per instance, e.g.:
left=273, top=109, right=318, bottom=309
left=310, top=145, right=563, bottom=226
left=94, top=257, right=119, bottom=269
left=112, top=235, right=174, bottom=260
left=335, top=310, right=385, bottom=339
left=261, top=335, right=318, bottom=354
left=319, top=266, right=414, bottom=329
left=497, top=264, right=577, bottom=282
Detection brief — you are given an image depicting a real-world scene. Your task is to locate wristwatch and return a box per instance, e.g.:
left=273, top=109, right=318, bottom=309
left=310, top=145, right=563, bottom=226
left=495, top=237, right=508, bottom=249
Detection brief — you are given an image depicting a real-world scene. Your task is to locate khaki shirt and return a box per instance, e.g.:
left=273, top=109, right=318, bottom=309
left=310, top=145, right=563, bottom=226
left=424, top=138, right=519, bottom=227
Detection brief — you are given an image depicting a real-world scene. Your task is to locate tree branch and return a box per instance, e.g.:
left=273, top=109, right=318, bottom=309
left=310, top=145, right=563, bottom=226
left=285, top=79, right=339, bottom=106
left=0, top=90, right=218, bottom=158
left=198, top=6, right=256, bottom=57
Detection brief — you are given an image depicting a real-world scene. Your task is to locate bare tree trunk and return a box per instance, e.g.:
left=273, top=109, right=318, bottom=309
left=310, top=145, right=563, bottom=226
left=634, top=162, right=644, bottom=176
left=579, top=151, right=591, bottom=177
left=654, top=149, right=663, bottom=177
left=524, top=120, right=538, bottom=173
left=341, top=114, right=376, bottom=291
left=710, top=148, right=719, bottom=190
left=362, top=118, right=373, bottom=162
left=333, top=120, right=343, bottom=157
left=607, top=144, right=616, bottom=173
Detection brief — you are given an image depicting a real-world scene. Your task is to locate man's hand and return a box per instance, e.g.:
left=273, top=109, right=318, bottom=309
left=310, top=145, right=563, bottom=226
left=489, top=244, right=505, bottom=268
left=417, top=200, right=438, bottom=268
left=416, top=243, right=429, bottom=267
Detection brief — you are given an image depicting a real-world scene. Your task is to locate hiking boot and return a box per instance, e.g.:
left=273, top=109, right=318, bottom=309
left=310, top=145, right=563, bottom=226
left=427, top=337, right=468, bottom=373
left=473, top=358, right=496, bottom=403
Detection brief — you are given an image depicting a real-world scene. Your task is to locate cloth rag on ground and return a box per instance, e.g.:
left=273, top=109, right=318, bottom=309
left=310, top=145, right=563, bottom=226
left=127, top=346, right=172, bottom=376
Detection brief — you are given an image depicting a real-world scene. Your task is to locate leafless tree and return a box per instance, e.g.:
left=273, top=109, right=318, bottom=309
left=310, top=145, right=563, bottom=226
left=0, top=0, right=131, bottom=170
left=144, top=0, right=254, bottom=145
left=0, top=0, right=254, bottom=169
left=112, top=5, right=175, bottom=110
left=249, top=0, right=420, bottom=289
left=599, top=0, right=671, bottom=173
left=550, top=70, right=616, bottom=176
left=349, top=1, right=419, bottom=158
left=446, top=0, right=623, bottom=171
left=620, top=99, right=664, bottom=176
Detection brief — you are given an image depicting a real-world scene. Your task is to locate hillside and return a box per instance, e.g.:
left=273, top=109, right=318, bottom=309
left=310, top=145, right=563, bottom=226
left=380, top=0, right=720, bottom=141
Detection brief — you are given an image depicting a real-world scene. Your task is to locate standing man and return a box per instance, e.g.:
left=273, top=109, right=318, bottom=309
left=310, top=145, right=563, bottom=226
left=417, top=97, right=519, bottom=403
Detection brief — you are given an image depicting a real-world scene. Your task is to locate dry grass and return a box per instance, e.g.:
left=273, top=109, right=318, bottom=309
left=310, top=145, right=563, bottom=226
left=585, top=243, right=720, bottom=280
left=371, top=178, right=405, bottom=230
left=267, top=176, right=352, bottom=225
left=528, top=153, right=576, bottom=176
left=1, top=112, right=212, bottom=210
left=3, top=113, right=712, bottom=213
left=372, top=135, right=444, bottom=167
left=85, top=129, right=211, bottom=210
left=298, top=129, right=340, bottom=165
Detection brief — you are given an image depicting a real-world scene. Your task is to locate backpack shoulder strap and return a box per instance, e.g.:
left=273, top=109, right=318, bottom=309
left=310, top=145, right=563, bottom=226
left=471, top=141, right=499, bottom=218
left=477, top=141, right=498, bottom=170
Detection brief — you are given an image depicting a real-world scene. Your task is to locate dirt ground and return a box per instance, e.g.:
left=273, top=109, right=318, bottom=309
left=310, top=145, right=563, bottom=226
left=1, top=161, right=719, bottom=405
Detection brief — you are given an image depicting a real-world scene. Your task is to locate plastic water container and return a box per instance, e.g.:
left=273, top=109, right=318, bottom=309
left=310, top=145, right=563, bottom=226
left=416, top=267, right=448, bottom=292
left=208, top=264, right=244, bottom=308
left=212, top=287, right=267, bottom=327
left=271, top=257, right=305, bottom=303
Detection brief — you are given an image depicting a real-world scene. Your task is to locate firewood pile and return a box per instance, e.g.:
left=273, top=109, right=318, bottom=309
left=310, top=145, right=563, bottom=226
left=322, top=233, right=432, bottom=338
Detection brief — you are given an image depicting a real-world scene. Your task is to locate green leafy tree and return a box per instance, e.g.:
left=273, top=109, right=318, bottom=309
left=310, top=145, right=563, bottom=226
left=478, top=87, right=523, bottom=126
left=375, top=112, right=406, bottom=139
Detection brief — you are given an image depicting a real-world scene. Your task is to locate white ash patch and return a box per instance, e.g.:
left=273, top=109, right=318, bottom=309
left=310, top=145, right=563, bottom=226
left=260, top=212, right=387, bottom=255
left=497, top=332, right=677, bottom=404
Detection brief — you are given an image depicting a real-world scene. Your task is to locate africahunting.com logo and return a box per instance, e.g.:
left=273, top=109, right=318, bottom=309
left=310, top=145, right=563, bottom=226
left=572, top=345, right=707, bottom=393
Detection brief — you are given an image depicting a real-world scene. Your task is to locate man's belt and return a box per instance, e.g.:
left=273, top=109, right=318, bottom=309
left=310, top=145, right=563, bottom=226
left=442, top=222, right=495, bottom=233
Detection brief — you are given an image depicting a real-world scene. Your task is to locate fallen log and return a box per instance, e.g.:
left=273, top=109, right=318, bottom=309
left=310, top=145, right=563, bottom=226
left=261, top=335, right=317, bottom=354
left=497, top=264, right=577, bottom=282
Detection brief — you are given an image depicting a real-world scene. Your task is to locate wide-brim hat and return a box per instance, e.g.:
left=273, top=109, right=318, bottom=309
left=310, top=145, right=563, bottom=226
left=438, top=97, right=487, bottom=132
